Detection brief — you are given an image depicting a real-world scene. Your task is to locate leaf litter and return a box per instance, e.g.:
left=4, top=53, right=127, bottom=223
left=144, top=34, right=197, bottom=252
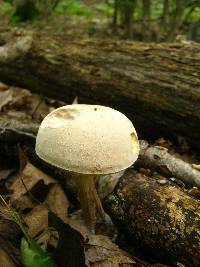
left=0, top=146, right=139, bottom=266
left=0, top=83, right=193, bottom=267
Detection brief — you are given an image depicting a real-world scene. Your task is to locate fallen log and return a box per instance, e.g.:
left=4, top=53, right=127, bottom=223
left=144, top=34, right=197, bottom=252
left=104, top=170, right=200, bottom=267
left=0, top=30, right=200, bottom=150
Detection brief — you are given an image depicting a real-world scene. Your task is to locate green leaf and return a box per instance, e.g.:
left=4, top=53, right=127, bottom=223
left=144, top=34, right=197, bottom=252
left=21, top=237, right=58, bottom=267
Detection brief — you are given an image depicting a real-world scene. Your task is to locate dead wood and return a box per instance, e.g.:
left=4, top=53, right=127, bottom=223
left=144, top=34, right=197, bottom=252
left=0, top=30, right=200, bottom=150
left=138, top=140, right=200, bottom=188
left=104, top=169, right=200, bottom=267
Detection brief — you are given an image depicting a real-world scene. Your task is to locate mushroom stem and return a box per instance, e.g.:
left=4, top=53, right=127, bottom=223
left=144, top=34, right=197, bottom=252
left=75, top=174, right=105, bottom=231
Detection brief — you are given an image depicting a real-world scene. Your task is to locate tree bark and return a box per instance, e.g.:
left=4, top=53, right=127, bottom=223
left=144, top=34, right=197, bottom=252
left=142, top=0, right=151, bottom=21
left=104, top=169, right=200, bottom=267
left=166, top=0, right=185, bottom=41
left=0, top=30, right=200, bottom=150
left=162, top=0, right=169, bottom=24
left=112, top=0, right=119, bottom=30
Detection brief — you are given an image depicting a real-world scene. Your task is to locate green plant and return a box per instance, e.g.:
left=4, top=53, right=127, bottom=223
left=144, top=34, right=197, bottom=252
left=0, top=196, right=57, bottom=267
left=0, top=1, right=14, bottom=17
left=55, top=0, right=93, bottom=18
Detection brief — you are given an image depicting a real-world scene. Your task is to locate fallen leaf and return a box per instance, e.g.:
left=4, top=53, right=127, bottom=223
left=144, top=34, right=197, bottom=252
left=36, top=229, right=53, bottom=251
left=25, top=94, right=51, bottom=120
left=68, top=211, right=136, bottom=267
left=46, top=184, right=69, bottom=223
left=0, top=87, right=31, bottom=112
left=23, top=198, right=69, bottom=251
left=20, top=237, right=58, bottom=267
left=12, top=195, right=35, bottom=211
left=10, top=161, right=56, bottom=200
left=0, top=218, right=21, bottom=242
left=0, top=89, right=13, bottom=111
left=23, top=205, right=58, bottom=252
left=23, top=205, right=48, bottom=237
left=0, top=234, right=21, bottom=266
left=48, top=211, right=86, bottom=267
left=0, top=86, right=51, bottom=120
left=0, top=248, right=17, bottom=267
left=86, top=235, right=135, bottom=266
left=91, top=256, right=136, bottom=267
left=68, top=210, right=91, bottom=239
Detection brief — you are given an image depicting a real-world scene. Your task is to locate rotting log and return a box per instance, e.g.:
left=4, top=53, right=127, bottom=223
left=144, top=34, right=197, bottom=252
left=104, top=169, right=200, bottom=267
left=0, top=30, right=200, bottom=149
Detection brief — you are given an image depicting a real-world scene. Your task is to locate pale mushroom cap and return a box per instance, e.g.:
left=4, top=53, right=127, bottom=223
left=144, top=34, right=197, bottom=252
left=35, top=104, right=139, bottom=174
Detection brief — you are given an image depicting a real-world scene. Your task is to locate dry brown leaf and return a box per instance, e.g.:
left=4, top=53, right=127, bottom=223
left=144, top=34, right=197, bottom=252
left=68, top=212, right=136, bottom=267
left=23, top=204, right=58, bottom=250
left=0, top=86, right=51, bottom=121
left=86, top=235, right=136, bottom=266
left=35, top=229, right=53, bottom=250
left=68, top=210, right=91, bottom=238
left=8, top=160, right=69, bottom=251
left=25, top=94, right=51, bottom=120
left=91, top=256, right=136, bottom=267
left=23, top=204, right=48, bottom=237
left=0, top=89, right=13, bottom=111
left=12, top=195, right=35, bottom=211
left=0, top=90, right=12, bottom=111
left=0, top=248, right=16, bottom=267
left=10, top=161, right=56, bottom=200
left=87, top=235, right=136, bottom=266
left=0, top=218, right=21, bottom=242
left=0, top=87, right=31, bottom=111
left=23, top=204, right=61, bottom=250
left=46, top=184, right=69, bottom=223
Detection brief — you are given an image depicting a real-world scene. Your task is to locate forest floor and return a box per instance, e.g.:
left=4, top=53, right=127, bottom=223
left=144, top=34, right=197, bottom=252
left=0, top=10, right=200, bottom=267
left=0, top=82, right=200, bottom=267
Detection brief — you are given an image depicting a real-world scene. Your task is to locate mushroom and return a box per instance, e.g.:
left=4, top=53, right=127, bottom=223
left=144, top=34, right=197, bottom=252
left=35, top=104, right=139, bottom=231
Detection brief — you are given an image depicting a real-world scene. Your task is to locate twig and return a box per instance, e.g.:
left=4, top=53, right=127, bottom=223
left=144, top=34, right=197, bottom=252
left=138, top=140, right=200, bottom=188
